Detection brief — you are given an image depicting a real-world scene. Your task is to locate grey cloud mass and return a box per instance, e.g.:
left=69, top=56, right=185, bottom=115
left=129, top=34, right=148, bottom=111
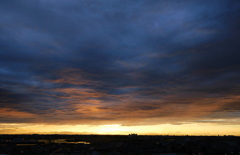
left=0, top=0, right=240, bottom=126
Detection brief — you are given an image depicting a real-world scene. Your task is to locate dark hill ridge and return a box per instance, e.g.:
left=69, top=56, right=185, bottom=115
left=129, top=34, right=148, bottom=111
left=0, top=134, right=239, bottom=155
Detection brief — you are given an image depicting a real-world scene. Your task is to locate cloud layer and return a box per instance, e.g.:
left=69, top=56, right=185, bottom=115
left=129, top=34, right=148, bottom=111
left=1, top=0, right=240, bottom=127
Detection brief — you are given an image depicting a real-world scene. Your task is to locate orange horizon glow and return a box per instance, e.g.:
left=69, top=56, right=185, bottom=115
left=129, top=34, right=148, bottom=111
left=1, top=0, right=240, bottom=138
left=0, top=123, right=240, bottom=136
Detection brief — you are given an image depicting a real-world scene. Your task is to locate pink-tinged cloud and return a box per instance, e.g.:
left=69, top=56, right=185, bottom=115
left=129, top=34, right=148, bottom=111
left=0, top=108, right=36, bottom=118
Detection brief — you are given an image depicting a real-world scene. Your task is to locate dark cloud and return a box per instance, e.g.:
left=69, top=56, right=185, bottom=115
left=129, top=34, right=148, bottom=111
left=0, top=0, right=240, bottom=126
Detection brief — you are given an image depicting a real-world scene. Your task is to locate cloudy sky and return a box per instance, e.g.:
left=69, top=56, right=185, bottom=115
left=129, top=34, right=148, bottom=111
left=1, top=0, right=240, bottom=135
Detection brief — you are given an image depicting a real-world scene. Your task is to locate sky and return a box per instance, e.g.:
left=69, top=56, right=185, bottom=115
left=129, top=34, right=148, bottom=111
left=1, top=0, right=240, bottom=135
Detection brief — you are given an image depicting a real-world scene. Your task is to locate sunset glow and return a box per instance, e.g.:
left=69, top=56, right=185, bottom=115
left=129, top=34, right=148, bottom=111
left=0, top=123, right=240, bottom=136
left=0, top=0, right=240, bottom=135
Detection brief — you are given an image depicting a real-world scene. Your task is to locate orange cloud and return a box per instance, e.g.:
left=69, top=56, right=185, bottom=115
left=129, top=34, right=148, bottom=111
left=0, top=108, right=36, bottom=118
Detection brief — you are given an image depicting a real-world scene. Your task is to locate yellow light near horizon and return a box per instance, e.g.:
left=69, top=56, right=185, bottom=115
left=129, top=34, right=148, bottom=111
left=0, top=123, right=240, bottom=136
left=96, top=124, right=125, bottom=134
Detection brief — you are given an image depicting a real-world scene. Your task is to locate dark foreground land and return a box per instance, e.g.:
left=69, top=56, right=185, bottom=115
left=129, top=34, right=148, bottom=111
left=0, top=134, right=240, bottom=155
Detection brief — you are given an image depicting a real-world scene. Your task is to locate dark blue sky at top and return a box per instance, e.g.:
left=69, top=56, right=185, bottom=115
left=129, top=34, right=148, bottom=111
left=0, top=0, right=240, bottom=125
